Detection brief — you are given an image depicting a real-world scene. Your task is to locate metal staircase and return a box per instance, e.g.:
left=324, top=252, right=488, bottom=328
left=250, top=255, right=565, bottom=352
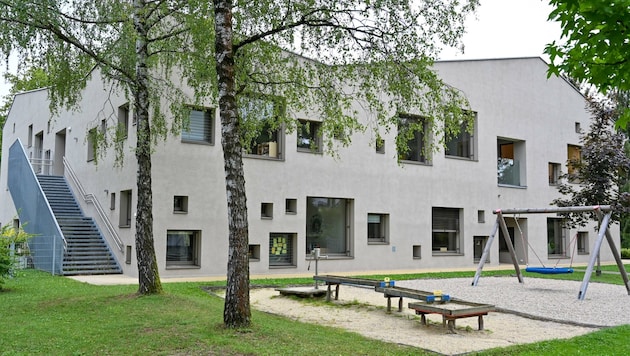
left=37, top=175, right=122, bottom=275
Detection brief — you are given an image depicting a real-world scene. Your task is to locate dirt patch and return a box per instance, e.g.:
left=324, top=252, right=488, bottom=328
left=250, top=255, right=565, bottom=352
left=246, top=285, right=596, bottom=355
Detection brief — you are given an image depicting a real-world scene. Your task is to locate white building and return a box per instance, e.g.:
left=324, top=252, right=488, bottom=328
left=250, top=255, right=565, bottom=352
left=0, top=57, right=618, bottom=278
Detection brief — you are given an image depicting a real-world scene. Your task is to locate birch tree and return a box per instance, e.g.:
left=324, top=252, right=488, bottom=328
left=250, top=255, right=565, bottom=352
left=0, top=0, right=214, bottom=295
left=213, top=0, right=479, bottom=327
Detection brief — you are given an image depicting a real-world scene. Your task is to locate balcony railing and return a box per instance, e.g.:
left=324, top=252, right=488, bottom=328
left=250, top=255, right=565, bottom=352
left=498, top=158, right=521, bottom=186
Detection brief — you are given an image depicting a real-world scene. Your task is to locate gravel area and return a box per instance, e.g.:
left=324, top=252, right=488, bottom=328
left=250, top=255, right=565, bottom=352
left=247, top=276, right=630, bottom=355
left=397, top=276, right=630, bottom=327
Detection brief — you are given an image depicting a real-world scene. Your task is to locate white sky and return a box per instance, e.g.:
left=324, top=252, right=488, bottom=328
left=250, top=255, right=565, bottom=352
left=440, top=0, right=561, bottom=61
left=0, top=0, right=561, bottom=100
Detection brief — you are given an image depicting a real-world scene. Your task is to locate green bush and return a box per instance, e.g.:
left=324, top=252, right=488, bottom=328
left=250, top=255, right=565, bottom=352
left=0, top=223, right=32, bottom=289
left=621, top=248, right=630, bottom=259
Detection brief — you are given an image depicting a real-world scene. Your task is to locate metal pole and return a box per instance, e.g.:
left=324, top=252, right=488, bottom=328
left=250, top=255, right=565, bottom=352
left=52, top=235, right=56, bottom=276
left=598, top=211, right=630, bottom=296
left=578, top=212, right=611, bottom=300
left=472, top=217, right=499, bottom=286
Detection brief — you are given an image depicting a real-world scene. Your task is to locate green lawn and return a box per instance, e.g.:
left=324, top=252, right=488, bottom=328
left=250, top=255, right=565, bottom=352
left=1, top=269, right=629, bottom=355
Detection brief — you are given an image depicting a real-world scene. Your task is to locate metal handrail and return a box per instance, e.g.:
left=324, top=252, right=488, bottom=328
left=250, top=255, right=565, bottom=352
left=63, top=157, right=124, bottom=252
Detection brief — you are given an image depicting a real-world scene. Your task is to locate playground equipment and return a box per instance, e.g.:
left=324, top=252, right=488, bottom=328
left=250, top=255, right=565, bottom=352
left=313, top=275, right=493, bottom=332
left=471, top=205, right=630, bottom=300
left=514, top=215, right=575, bottom=274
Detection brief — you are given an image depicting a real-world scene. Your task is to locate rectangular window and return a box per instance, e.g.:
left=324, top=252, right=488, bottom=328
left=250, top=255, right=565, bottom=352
left=432, top=207, right=461, bottom=254
left=376, top=137, right=385, bottom=154
left=577, top=231, right=589, bottom=254
left=166, top=230, right=200, bottom=266
left=118, top=104, right=129, bottom=139
left=397, top=114, right=430, bottom=163
left=477, top=210, right=485, bottom=223
left=547, top=218, right=567, bottom=257
left=285, top=198, right=297, bottom=214
left=110, top=192, right=116, bottom=210
left=306, top=197, right=353, bottom=256
left=367, top=213, right=389, bottom=244
left=297, top=119, right=322, bottom=153
left=497, top=138, right=526, bottom=186
left=28, top=124, right=33, bottom=147
left=549, top=162, right=561, bottom=185
left=446, top=115, right=476, bottom=159
left=100, top=119, right=107, bottom=143
left=567, top=144, right=582, bottom=182
left=413, top=245, right=422, bottom=259
left=248, top=244, right=261, bottom=262
left=269, top=233, right=296, bottom=267
left=241, top=95, right=283, bottom=159
left=182, top=107, right=214, bottom=144
left=119, top=189, right=132, bottom=227
left=87, top=128, right=97, bottom=162
left=261, top=202, right=273, bottom=219
left=174, top=195, right=188, bottom=213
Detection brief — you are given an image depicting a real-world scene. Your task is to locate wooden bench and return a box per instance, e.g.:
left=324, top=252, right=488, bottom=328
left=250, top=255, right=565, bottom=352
left=408, top=300, right=494, bottom=332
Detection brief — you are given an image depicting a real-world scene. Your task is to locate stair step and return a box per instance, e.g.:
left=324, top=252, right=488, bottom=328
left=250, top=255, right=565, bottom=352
left=36, top=175, right=122, bottom=276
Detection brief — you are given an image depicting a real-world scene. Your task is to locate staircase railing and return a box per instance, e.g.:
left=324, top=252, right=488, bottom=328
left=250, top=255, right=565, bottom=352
left=8, top=139, right=66, bottom=275
left=63, top=157, right=125, bottom=252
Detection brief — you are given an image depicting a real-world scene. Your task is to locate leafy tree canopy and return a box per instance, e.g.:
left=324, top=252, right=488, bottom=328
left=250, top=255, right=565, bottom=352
left=546, top=1, right=630, bottom=126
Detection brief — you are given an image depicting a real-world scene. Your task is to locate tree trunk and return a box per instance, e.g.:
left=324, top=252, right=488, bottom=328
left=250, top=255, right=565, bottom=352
left=133, top=0, right=162, bottom=295
left=214, top=0, right=251, bottom=328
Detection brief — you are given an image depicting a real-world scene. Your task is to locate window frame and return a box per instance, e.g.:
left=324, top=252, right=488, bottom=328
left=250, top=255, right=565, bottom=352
left=432, top=207, right=462, bottom=255
left=445, top=114, right=477, bottom=160
left=567, top=144, right=582, bottom=183
left=269, top=233, right=296, bottom=267
left=367, top=213, right=389, bottom=244
left=173, top=195, right=189, bottom=214
left=241, top=95, right=285, bottom=160
left=87, top=128, right=97, bottom=162
left=297, top=119, right=323, bottom=153
left=181, top=107, right=215, bottom=145
left=166, top=230, right=201, bottom=267
left=119, top=189, right=133, bottom=228
left=305, top=197, right=353, bottom=257
left=397, top=114, right=430, bottom=164
left=547, top=217, right=568, bottom=257
left=118, top=103, right=130, bottom=140
left=548, top=162, right=562, bottom=185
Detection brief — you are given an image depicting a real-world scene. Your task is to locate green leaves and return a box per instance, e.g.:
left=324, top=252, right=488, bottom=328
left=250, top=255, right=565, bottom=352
left=547, top=1, right=630, bottom=125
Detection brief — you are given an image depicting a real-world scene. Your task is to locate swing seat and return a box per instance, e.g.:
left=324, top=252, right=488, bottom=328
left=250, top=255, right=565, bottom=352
left=525, top=266, right=574, bottom=274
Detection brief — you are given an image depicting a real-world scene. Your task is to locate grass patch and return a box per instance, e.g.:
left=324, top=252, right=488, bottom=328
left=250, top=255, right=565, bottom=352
left=1, top=269, right=629, bottom=355
left=0, top=270, right=422, bottom=355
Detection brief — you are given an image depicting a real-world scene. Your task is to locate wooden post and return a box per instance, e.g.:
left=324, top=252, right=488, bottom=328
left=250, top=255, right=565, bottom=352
left=497, top=211, right=524, bottom=284
left=472, top=217, right=499, bottom=286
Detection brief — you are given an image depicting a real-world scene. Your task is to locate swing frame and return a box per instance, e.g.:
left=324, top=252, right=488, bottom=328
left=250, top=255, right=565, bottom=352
left=471, top=205, right=630, bottom=300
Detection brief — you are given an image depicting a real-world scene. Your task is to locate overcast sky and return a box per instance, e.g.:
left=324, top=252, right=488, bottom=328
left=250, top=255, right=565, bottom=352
left=0, top=0, right=561, bottom=100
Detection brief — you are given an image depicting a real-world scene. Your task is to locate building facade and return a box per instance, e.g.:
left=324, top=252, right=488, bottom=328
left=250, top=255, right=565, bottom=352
left=0, top=57, right=619, bottom=278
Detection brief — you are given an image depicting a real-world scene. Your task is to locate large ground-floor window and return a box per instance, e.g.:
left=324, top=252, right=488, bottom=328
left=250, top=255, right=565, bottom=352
left=306, top=197, right=353, bottom=256
left=166, top=230, right=200, bottom=266
left=432, top=207, right=461, bottom=254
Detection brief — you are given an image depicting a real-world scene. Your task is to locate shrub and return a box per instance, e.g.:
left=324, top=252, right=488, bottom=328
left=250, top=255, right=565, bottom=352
left=621, top=248, right=630, bottom=259
left=0, top=223, right=32, bottom=289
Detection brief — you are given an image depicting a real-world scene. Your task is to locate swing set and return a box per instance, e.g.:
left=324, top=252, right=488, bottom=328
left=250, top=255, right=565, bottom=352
left=472, top=205, right=630, bottom=300
left=514, top=215, right=576, bottom=275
